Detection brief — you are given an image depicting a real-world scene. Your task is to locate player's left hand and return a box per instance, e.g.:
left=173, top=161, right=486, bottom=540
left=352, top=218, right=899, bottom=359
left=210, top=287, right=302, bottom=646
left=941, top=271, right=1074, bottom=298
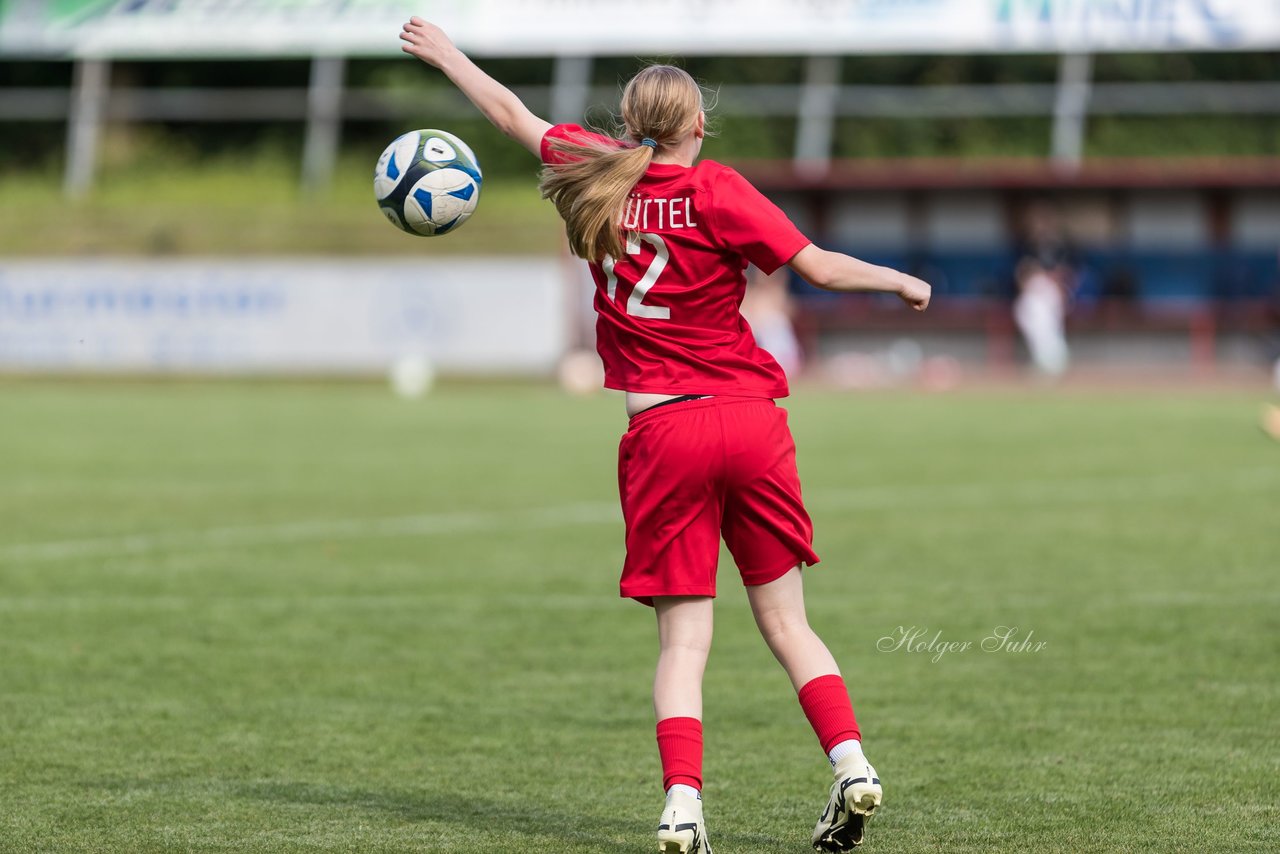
left=399, top=17, right=459, bottom=68
left=897, top=274, right=931, bottom=311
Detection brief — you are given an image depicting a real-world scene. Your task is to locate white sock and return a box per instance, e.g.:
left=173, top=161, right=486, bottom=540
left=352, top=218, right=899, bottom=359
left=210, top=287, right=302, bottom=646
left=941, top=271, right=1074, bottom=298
left=828, top=739, right=864, bottom=767
left=667, top=783, right=701, bottom=800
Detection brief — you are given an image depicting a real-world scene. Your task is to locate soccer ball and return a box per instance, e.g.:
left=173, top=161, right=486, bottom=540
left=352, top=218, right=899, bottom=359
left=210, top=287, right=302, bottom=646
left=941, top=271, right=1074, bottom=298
left=374, top=129, right=482, bottom=236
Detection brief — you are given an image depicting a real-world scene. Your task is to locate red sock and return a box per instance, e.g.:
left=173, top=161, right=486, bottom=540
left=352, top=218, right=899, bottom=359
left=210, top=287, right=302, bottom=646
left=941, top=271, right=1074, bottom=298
left=798, top=674, right=861, bottom=753
left=656, top=716, right=703, bottom=791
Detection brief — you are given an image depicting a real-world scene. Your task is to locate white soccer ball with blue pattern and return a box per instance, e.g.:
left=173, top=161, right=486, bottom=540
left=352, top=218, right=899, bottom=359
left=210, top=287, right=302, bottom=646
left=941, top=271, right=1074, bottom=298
left=374, top=129, right=482, bottom=237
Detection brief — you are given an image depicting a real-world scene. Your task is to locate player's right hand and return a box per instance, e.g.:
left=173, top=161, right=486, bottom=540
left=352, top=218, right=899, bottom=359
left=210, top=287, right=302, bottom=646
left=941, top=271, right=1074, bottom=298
left=399, top=17, right=458, bottom=68
left=897, top=275, right=931, bottom=311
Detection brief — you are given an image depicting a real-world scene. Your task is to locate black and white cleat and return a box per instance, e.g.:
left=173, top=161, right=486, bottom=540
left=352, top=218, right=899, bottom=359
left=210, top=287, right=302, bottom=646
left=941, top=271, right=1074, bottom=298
left=812, top=755, right=881, bottom=851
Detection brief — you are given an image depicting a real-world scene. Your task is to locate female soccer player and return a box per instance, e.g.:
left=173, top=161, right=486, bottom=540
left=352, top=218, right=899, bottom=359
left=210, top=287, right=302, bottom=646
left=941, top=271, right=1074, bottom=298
left=401, top=18, right=930, bottom=853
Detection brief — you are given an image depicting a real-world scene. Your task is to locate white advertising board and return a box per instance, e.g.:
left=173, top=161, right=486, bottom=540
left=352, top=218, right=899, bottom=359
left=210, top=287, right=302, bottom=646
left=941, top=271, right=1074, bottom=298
left=2, top=0, right=1278, bottom=57
left=0, top=258, right=567, bottom=375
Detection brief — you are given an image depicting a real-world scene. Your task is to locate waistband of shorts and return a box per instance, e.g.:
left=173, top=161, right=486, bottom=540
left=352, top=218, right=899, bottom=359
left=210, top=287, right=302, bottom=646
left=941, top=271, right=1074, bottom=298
left=627, top=394, right=774, bottom=428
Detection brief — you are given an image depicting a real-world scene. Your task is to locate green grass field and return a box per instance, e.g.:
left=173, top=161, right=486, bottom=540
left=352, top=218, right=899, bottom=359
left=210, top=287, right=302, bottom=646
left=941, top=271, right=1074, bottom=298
left=1, top=381, right=1277, bottom=853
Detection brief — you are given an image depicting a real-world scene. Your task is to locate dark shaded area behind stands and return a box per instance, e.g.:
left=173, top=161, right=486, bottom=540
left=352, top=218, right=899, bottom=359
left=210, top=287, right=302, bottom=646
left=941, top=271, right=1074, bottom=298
left=793, top=247, right=1276, bottom=303
left=748, top=159, right=1280, bottom=369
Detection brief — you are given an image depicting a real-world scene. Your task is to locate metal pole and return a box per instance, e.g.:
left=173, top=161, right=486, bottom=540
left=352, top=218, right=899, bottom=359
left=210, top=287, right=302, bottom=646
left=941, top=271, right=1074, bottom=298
left=1052, top=52, right=1092, bottom=169
left=64, top=59, right=109, bottom=198
left=794, top=55, right=841, bottom=179
left=550, top=55, right=592, bottom=125
left=550, top=55, right=594, bottom=373
left=302, top=55, right=346, bottom=194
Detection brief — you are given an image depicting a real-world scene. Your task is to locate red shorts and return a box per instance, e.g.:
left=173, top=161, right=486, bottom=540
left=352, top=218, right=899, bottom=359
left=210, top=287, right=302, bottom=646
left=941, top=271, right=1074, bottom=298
left=616, top=396, right=820, bottom=605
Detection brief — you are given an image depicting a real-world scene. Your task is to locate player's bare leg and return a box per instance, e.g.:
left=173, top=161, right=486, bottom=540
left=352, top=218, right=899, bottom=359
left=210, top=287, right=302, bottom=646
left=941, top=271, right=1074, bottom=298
left=654, top=596, right=712, bottom=720
left=747, top=567, right=840, bottom=690
left=653, top=596, right=714, bottom=853
left=747, top=568, right=881, bottom=851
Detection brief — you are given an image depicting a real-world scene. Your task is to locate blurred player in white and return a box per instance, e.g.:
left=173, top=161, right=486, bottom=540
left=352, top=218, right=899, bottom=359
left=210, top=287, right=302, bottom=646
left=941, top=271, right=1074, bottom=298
left=1013, top=202, right=1075, bottom=378
left=401, top=17, right=930, bottom=852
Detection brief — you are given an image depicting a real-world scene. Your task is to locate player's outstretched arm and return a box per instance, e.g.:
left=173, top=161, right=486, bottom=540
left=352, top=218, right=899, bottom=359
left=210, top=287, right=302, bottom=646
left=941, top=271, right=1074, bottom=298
left=400, top=17, right=551, bottom=157
left=788, top=244, right=931, bottom=311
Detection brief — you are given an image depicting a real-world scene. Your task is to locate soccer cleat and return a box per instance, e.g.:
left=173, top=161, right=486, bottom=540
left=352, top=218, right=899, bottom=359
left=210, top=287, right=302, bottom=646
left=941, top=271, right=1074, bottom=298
left=812, top=752, right=882, bottom=852
left=657, top=788, right=713, bottom=854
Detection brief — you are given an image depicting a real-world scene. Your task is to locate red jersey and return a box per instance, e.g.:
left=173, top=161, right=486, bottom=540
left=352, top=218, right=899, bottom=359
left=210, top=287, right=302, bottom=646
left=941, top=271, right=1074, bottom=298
left=541, top=124, right=810, bottom=399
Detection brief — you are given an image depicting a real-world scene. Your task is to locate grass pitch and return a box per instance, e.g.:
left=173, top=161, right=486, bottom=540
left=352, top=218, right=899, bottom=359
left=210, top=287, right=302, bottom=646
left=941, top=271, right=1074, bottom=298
left=1, top=381, right=1277, bottom=853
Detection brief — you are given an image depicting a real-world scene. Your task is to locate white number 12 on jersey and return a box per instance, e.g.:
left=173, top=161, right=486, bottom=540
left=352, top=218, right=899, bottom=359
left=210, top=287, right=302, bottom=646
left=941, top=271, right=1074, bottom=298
left=602, top=232, right=670, bottom=320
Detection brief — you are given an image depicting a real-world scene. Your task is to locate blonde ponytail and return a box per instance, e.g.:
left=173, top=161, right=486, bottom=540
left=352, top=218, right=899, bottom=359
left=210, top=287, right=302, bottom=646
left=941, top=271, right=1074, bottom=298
left=539, top=64, right=705, bottom=263
left=540, top=139, right=653, bottom=262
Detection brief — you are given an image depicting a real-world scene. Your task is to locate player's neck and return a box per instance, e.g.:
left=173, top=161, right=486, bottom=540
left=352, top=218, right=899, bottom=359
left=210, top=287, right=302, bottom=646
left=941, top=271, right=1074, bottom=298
left=652, top=137, right=699, bottom=167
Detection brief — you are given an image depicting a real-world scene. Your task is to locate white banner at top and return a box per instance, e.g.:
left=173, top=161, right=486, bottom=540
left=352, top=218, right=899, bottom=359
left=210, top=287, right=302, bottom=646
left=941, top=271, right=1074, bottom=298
left=2, top=0, right=1279, bottom=58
